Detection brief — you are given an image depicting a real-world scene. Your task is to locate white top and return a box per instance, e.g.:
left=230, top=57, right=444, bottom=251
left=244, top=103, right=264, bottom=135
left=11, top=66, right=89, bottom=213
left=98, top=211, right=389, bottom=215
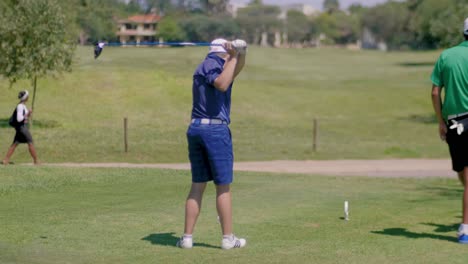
left=16, top=103, right=29, bottom=122
left=465, top=18, right=468, bottom=35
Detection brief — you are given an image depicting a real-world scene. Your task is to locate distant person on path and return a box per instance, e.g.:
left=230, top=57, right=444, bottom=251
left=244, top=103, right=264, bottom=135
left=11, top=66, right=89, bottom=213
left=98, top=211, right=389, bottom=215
left=177, top=38, right=247, bottom=249
left=2, top=90, right=39, bottom=165
left=431, top=18, right=468, bottom=244
left=94, top=41, right=105, bottom=59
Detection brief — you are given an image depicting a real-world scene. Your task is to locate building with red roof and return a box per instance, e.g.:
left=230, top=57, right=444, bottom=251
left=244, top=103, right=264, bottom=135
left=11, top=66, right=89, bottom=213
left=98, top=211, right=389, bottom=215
left=116, top=13, right=161, bottom=44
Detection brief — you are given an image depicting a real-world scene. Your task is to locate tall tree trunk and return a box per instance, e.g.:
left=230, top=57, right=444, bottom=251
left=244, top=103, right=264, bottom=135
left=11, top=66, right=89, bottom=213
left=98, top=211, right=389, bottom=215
left=79, top=31, right=88, bottom=45
left=261, top=32, right=268, bottom=47
left=253, top=29, right=260, bottom=45
left=274, top=31, right=281, bottom=48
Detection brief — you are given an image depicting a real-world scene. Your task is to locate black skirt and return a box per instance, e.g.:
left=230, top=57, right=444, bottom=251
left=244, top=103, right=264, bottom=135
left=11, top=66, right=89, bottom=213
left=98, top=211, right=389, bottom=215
left=13, top=124, right=33, bottom=144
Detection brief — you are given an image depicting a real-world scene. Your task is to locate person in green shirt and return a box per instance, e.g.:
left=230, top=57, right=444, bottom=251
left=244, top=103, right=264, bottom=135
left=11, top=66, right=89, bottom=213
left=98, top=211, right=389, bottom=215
left=431, top=18, right=468, bottom=244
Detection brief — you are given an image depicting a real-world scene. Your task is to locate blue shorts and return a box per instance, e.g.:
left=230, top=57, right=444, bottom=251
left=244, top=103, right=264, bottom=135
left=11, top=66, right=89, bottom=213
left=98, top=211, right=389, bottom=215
left=187, top=123, right=233, bottom=185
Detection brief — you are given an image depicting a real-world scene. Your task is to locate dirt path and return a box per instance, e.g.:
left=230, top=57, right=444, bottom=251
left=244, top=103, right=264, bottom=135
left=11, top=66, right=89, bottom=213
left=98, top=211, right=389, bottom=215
left=44, top=159, right=454, bottom=178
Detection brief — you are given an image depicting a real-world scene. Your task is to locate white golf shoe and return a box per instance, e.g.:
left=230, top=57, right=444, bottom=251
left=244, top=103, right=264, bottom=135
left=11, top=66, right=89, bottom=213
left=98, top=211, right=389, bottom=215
left=221, top=234, right=246, bottom=250
left=176, top=236, right=193, bottom=249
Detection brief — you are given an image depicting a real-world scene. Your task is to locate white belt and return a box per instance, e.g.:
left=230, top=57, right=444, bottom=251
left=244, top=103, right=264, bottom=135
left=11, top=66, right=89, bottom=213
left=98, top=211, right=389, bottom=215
left=191, top=118, right=227, bottom=125
left=448, top=112, right=468, bottom=120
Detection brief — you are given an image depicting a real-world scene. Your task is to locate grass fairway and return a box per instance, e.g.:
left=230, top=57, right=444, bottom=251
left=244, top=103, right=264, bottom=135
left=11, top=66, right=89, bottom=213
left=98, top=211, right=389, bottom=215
left=0, top=46, right=448, bottom=163
left=0, top=166, right=466, bottom=264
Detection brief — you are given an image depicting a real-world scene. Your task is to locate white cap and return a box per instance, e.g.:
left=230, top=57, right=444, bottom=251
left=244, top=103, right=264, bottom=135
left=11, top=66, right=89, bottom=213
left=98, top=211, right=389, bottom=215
left=18, top=90, right=29, bottom=101
left=464, top=17, right=468, bottom=35
left=209, top=38, right=227, bottom=53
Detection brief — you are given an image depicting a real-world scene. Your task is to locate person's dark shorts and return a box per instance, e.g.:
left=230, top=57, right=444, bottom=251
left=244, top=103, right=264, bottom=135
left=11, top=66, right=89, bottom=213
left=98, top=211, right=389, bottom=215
left=446, top=116, right=468, bottom=172
left=187, top=122, right=233, bottom=185
left=13, top=125, right=33, bottom=144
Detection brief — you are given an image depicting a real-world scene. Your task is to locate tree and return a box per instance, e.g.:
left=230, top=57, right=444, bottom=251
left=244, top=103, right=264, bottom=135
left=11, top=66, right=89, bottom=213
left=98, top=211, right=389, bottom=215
left=323, top=0, right=339, bottom=13
left=286, top=10, right=310, bottom=44
left=0, top=0, right=76, bottom=115
left=157, top=16, right=187, bottom=42
left=125, top=0, right=144, bottom=13
left=348, top=3, right=365, bottom=15
left=429, top=0, right=468, bottom=48
left=249, top=0, right=262, bottom=4
left=314, top=10, right=359, bottom=45
left=173, top=0, right=201, bottom=13
left=362, top=1, right=412, bottom=50
left=145, top=0, right=173, bottom=14
left=407, top=0, right=451, bottom=49
left=180, top=15, right=240, bottom=42
left=314, top=13, right=338, bottom=44
left=408, top=0, right=467, bottom=49
left=334, top=11, right=360, bottom=44
left=199, top=0, right=229, bottom=15
left=71, top=0, right=131, bottom=45
left=235, top=1, right=281, bottom=45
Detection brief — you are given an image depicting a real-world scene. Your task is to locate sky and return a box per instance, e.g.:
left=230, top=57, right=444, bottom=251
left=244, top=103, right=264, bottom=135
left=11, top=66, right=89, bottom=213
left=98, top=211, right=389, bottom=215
left=230, top=0, right=395, bottom=10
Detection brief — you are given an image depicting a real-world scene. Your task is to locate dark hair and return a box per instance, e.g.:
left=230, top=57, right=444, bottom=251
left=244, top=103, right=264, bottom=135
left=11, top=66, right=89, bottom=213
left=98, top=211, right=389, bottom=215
left=465, top=34, right=468, bottom=41
left=18, top=90, right=28, bottom=100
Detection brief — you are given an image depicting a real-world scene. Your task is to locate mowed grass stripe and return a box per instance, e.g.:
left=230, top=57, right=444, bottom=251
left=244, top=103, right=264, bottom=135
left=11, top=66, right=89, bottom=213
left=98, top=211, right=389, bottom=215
left=0, top=167, right=465, bottom=264
left=0, top=47, right=444, bottom=163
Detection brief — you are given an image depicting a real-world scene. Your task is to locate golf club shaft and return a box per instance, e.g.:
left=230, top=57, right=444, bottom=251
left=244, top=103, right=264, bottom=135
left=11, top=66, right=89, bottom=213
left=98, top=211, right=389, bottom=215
left=105, top=42, right=222, bottom=47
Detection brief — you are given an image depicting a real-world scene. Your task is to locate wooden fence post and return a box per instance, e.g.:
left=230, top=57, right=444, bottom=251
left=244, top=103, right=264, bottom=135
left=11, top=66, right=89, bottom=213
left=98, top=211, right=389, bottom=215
left=313, top=118, right=318, bottom=152
left=124, top=117, right=128, bottom=153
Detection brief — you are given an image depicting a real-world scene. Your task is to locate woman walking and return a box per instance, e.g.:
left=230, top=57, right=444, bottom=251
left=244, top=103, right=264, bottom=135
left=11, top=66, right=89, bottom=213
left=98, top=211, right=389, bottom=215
left=3, top=90, right=39, bottom=165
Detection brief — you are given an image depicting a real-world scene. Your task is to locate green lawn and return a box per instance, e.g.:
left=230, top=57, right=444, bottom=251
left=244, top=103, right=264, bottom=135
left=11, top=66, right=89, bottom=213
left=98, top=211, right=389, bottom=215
left=0, top=46, right=448, bottom=163
left=0, top=46, right=461, bottom=263
left=0, top=166, right=466, bottom=264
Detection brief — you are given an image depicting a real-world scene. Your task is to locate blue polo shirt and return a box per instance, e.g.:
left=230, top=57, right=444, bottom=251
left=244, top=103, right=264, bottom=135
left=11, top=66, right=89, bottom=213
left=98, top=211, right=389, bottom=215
left=191, top=53, right=232, bottom=124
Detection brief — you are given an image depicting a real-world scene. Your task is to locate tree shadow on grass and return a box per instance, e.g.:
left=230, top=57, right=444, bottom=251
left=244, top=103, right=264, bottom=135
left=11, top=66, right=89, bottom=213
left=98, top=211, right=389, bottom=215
left=371, top=227, right=457, bottom=243
left=0, top=118, right=61, bottom=128
left=0, top=118, right=12, bottom=128
left=407, top=187, right=463, bottom=203
left=397, top=62, right=434, bottom=67
left=423, top=187, right=463, bottom=199
left=141, top=232, right=219, bottom=249
left=399, top=114, right=437, bottom=124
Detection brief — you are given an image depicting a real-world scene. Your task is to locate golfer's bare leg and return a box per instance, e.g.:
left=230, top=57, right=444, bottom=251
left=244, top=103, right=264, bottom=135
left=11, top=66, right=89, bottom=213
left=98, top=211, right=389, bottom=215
left=459, top=171, right=466, bottom=186
left=461, top=168, right=468, bottom=224
left=27, top=143, right=39, bottom=164
left=184, top=182, right=207, bottom=234
left=3, top=143, right=18, bottom=165
left=216, top=184, right=232, bottom=236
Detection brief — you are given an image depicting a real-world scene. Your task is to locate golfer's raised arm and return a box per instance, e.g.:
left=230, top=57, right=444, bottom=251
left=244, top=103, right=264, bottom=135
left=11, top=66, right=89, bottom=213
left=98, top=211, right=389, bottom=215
left=233, top=39, right=247, bottom=78
left=234, top=53, right=246, bottom=78
left=213, top=44, right=239, bottom=92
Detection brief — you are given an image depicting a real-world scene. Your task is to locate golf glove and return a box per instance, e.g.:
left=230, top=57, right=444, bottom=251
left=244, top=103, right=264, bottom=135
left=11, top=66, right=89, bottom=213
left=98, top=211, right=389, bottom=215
left=232, top=39, right=247, bottom=54
left=449, top=118, right=468, bottom=135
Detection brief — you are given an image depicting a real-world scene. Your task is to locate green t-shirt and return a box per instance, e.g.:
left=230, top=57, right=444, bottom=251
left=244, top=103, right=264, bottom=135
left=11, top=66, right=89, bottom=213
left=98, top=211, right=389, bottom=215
left=431, top=41, right=468, bottom=120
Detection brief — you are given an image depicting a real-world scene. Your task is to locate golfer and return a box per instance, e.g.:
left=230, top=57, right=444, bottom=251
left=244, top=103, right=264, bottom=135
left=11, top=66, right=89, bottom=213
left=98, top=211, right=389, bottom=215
left=431, top=18, right=468, bottom=244
left=2, top=90, right=39, bottom=165
left=177, top=38, right=247, bottom=249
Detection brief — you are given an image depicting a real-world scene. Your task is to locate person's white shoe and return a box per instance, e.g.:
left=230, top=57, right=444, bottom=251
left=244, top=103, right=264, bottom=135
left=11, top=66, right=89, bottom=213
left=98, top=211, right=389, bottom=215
left=221, top=234, right=246, bottom=250
left=176, top=236, right=193, bottom=249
